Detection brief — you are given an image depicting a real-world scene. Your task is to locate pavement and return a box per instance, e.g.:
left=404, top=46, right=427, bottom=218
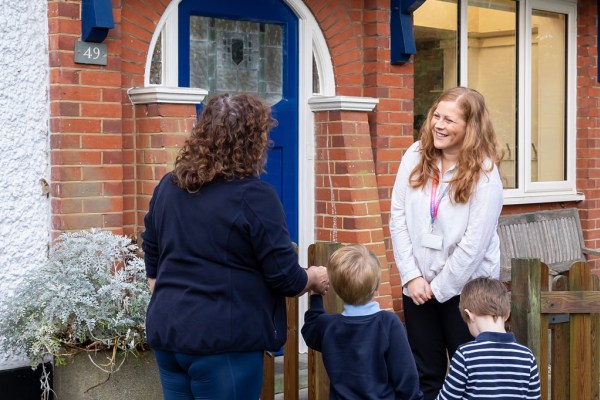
left=273, top=353, right=309, bottom=400
left=275, top=388, right=308, bottom=400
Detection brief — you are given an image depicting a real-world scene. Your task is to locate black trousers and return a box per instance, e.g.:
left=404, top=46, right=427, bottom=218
left=402, top=294, right=472, bottom=400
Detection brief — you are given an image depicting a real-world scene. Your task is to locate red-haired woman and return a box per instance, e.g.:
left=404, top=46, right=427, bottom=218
left=390, top=87, right=504, bottom=400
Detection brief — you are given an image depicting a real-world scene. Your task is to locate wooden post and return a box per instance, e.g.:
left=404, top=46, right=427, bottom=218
left=569, top=262, right=593, bottom=400
left=260, top=242, right=300, bottom=400
left=510, top=258, right=543, bottom=361
left=510, top=258, right=551, bottom=398
left=307, top=242, right=341, bottom=400
left=592, top=274, right=600, bottom=400
left=551, top=274, right=570, bottom=399
left=539, top=263, right=549, bottom=400
left=283, top=296, right=299, bottom=400
left=260, top=352, right=275, bottom=399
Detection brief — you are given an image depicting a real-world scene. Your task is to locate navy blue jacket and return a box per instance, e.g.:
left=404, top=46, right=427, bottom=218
left=142, top=173, right=308, bottom=355
left=302, top=295, right=423, bottom=400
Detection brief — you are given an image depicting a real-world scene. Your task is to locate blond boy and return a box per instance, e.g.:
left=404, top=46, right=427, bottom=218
left=302, top=244, right=423, bottom=400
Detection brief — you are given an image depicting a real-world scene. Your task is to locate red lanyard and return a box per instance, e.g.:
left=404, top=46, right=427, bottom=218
left=430, top=176, right=448, bottom=226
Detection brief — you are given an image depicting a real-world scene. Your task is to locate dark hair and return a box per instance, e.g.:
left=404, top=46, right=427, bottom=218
left=459, top=277, right=510, bottom=323
left=172, top=93, right=277, bottom=192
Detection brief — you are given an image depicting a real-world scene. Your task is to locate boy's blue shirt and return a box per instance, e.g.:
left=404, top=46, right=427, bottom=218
left=342, top=301, right=380, bottom=316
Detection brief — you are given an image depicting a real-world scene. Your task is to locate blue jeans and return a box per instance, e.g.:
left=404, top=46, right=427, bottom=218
left=154, top=350, right=264, bottom=400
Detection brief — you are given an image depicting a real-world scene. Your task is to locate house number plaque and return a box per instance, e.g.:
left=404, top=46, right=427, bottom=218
left=74, top=41, right=108, bottom=66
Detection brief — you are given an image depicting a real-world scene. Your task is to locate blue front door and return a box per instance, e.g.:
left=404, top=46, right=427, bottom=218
left=178, top=0, right=299, bottom=242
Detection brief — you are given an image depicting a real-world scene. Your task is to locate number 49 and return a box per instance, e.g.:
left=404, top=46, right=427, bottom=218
left=84, top=46, right=101, bottom=59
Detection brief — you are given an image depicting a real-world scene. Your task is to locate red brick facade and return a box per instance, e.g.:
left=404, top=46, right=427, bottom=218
left=47, top=0, right=600, bottom=315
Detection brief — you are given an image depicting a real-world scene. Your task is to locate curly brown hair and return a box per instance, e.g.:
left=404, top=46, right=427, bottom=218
left=410, top=87, right=502, bottom=204
left=172, top=93, right=276, bottom=192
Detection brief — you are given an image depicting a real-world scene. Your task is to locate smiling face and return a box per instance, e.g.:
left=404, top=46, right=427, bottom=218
left=430, top=100, right=467, bottom=158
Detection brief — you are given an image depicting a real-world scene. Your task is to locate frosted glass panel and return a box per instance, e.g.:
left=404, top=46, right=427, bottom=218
left=467, top=0, right=517, bottom=189
left=189, top=16, right=283, bottom=104
left=312, top=55, right=320, bottom=94
left=531, top=10, right=566, bottom=182
left=150, top=34, right=162, bottom=85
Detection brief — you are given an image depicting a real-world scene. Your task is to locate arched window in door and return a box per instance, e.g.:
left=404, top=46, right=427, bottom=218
left=187, top=18, right=283, bottom=104
left=148, top=7, right=326, bottom=97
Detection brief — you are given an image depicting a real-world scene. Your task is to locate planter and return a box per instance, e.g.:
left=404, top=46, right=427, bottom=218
left=52, top=350, right=162, bottom=400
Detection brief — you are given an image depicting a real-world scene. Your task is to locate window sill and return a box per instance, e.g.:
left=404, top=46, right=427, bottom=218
left=503, top=192, right=585, bottom=205
left=308, top=95, right=379, bottom=112
left=127, top=86, right=208, bottom=105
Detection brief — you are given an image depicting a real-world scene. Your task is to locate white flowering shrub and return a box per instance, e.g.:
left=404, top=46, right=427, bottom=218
left=0, top=229, right=150, bottom=371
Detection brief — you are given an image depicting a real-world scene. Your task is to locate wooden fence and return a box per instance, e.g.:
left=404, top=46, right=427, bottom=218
left=510, top=258, right=600, bottom=400
left=259, top=247, right=600, bottom=399
left=260, top=242, right=340, bottom=400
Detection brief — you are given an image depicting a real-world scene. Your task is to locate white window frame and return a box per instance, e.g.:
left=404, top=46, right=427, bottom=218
left=459, top=0, right=582, bottom=204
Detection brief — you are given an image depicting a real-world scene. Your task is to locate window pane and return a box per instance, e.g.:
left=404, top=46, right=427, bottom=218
left=467, top=0, right=517, bottom=188
left=150, top=33, right=162, bottom=85
left=413, top=0, right=458, bottom=140
left=189, top=16, right=283, bottom=104
left=531, top=10, right=566, bottom=182
left=312, top=54, right=320, bottom=94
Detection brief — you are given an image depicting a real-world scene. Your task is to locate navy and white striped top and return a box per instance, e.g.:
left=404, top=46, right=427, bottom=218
left=435, top=331, right=541, bottom=399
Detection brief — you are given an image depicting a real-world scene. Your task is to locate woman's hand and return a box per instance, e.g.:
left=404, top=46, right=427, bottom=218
left=406, top=277, right=433, bottom=305
left=303, top=266, right=329, bottom=296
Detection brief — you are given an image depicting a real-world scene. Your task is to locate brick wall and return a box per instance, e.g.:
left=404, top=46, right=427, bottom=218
left=47, top=0, right=600, bottom=316
left=576, top=0, right=600, bottom=271
left=49, top=1, right=127, bottom=237
left=48, top=0, right=195, bottom=242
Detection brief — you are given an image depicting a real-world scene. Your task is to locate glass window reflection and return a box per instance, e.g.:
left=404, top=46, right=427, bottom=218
left=189, top=16, right=283, bottom=105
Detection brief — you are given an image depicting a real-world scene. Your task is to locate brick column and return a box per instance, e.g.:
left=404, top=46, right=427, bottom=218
left=128, top=87, right=206, bottom=241
left=309, top=96, right=393, bottom=309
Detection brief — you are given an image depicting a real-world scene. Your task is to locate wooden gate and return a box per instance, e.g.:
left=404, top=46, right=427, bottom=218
left=260, top=242, right=340, bottom=400
left=510, top=259, right=600, bottom=400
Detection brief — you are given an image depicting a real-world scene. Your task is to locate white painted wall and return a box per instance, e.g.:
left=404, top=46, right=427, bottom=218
left=0, top=0, right=50, bottom=370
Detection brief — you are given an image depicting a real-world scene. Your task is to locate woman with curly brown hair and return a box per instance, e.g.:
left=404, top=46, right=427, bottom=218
left=389, top=87, right=504, bottom=399
left=142, top=93, right=329, bottom=400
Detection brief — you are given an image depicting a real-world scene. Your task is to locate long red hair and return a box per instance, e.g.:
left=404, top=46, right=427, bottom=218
left=409, top=87, right=502, bottom=203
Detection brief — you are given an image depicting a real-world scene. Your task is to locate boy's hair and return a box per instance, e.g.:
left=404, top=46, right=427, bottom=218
left=327, top=244, right=381, bottom=305
left=459, top=277, right=510, bottom=323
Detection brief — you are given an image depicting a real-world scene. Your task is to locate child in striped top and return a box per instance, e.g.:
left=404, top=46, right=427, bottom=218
left=435, top=277, right=541, bottom=399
